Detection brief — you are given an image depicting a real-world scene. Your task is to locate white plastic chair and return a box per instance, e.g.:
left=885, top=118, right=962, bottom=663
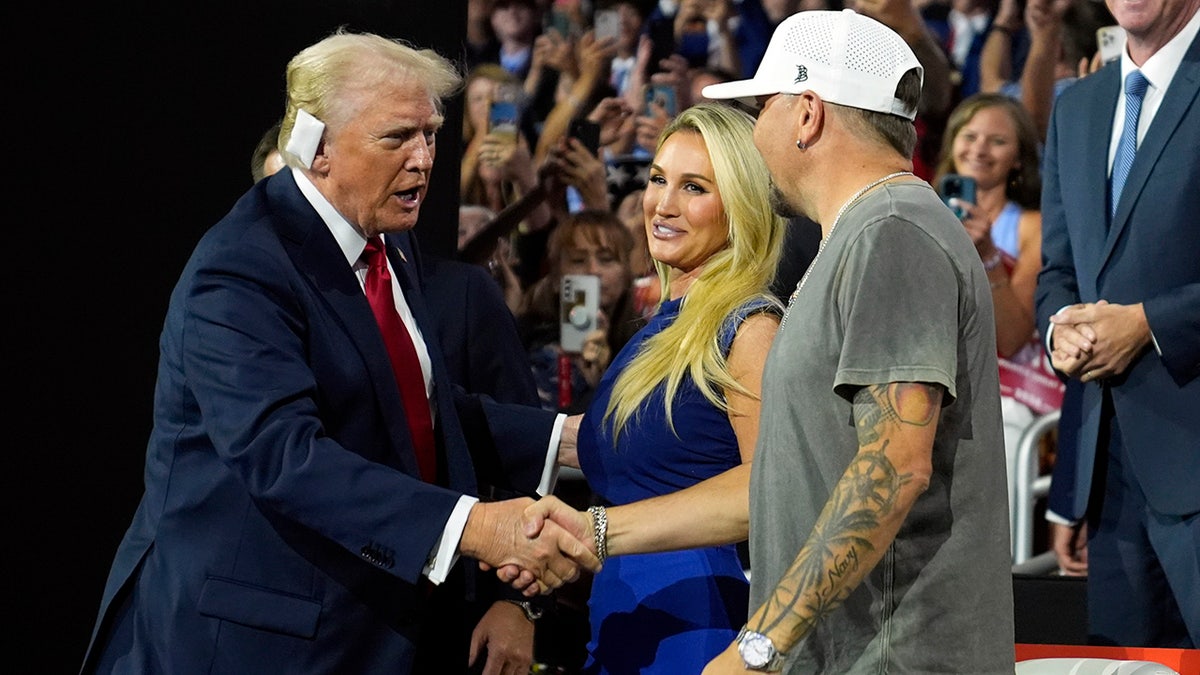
left=1012, top=411, right=1060, bottom=565
left=1016, top=658, right=1181, bottom=675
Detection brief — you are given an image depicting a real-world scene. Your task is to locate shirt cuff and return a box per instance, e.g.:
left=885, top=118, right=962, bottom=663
left=538, top=413, right=567, bottom=496
left=1046, top=304, right=1072, bottom=352
left=1044, top=508, right=1077, bottom=526
left=424, top=495, right=479, bottom=585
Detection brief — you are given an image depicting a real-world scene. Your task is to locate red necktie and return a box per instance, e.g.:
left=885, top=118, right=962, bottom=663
left=362, top=236, right=437, bottom=483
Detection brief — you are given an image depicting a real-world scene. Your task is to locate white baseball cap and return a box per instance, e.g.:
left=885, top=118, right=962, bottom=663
left=702, top=9, right=923, bottom=120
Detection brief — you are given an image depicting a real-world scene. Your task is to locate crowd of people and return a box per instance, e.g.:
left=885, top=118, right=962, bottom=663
left=82, top=0, right=1197, bottom=673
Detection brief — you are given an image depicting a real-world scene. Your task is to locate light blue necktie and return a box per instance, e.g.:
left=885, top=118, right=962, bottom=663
left=1109, top=70, right=1149, bottom=220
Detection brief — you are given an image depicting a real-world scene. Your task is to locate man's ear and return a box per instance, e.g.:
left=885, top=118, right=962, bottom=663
left=309, top=140, right=330, bottom=174
left=795, top=91, right=825, bottom=150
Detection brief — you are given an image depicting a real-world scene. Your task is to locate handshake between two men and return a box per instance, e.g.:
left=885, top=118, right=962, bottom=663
left=461, top=495, right=603, bottom=596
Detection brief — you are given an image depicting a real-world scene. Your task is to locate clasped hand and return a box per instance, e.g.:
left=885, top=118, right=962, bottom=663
left=485, top=496, right=598, bottom=596
left=466, top=498, right=600, bottom=597
left=1049, top=300, right=1151, bottom=382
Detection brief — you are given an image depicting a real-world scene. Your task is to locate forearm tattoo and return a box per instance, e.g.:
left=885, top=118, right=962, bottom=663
left=755, top=383, right=938, bottom=644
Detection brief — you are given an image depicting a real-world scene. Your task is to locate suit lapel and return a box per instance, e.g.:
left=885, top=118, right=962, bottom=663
left=269, top=176, right=424, bottom=477
left=1102, top=38, right=1200, bottom=270
left=1083, top=66, right=1121, bottom=264
left=383, top=232, right=477, bottom=492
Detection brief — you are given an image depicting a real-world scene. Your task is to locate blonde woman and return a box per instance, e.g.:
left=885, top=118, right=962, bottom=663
left=525, top=103, right=785, bottom=674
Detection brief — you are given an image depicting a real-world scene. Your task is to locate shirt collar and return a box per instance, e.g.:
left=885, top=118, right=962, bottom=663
left=1120, top=6, right=1200, bottom=93
left=289, top=167, right=370, bottom=268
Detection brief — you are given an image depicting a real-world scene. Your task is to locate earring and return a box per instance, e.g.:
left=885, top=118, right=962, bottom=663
left=796, top=140, right=806, bottom=150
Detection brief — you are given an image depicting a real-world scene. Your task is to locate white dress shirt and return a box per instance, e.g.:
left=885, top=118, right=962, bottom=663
left=291, top=167, right=565, bottom=582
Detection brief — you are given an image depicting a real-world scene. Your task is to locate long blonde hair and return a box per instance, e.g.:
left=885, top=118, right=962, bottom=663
left=602, top=103, right=785, bottom=440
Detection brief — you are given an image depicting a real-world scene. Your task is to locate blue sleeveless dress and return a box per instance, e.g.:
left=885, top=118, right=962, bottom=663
left=576, top=295, right=777, bottom=674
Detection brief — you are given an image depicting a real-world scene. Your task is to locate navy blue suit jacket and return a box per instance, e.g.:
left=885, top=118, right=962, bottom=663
left=1035, top=38, right=1200, bottom=521
left=82, top=171, right=557, bottom=673
left=420, top=255, right=538, bottom=408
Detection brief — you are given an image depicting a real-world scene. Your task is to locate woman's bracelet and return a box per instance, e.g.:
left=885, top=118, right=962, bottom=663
left=983, top=251, right=1004, bottom=271
left=587, top=505, right=609, bottom=563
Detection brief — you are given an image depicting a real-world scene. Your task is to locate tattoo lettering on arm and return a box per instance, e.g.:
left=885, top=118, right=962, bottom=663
left=754, top=382, right=940, bottom=646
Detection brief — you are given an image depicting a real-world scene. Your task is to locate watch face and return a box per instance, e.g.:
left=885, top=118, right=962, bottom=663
left=739, top=632, right=774, bottom=668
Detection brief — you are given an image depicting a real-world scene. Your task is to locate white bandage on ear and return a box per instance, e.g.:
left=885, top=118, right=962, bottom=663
left=285, top=109, right=325, bottom=169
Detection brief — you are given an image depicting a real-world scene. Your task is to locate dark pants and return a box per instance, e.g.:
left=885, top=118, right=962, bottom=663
left=1086, top=391, right=1200, bottom=647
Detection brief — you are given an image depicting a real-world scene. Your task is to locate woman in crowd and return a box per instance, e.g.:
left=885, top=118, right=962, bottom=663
left=530, top=102, right=785, bottom=673
left=517, top=209, right=643, bottom=413
left=460, top=63, right=554, bottom=234
left=934, top=92, right=1059, bottom=514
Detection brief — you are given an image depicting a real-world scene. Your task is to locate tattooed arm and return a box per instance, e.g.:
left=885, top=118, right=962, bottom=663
left=703, top=382, right=940, bottom=673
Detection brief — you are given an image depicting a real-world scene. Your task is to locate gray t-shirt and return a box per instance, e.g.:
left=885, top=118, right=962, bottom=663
left=751, top=182, right=1014, bottom=674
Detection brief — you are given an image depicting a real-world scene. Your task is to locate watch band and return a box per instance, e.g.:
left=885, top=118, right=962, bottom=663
left=503, top=599, right=544, bottom=622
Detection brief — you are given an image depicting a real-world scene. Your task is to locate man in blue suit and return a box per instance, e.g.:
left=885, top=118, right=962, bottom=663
left=81, top=30, right=599, bottom=674
left=1036, top=0, right=1199, bottom=647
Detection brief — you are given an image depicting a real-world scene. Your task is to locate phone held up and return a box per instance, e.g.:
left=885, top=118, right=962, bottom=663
left=560, top=274, right=600, bottom=353
left=593, top=8, right=621, bottom=43
left=568, top=118, right=601, bottom=156
left=644, top=83, right=677, bottom=117
left=1096, top=25, right=1127, bottom=65
left=939, top=174, right=976, bottom=220
left=487, top=83, right=523, bottom=140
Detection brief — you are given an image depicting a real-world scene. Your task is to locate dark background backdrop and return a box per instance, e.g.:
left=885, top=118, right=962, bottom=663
left=11, top=2, right=465, bottom=669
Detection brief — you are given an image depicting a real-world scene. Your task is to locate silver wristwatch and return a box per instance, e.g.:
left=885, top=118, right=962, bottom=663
left=736, top=626, right=785, bottom=672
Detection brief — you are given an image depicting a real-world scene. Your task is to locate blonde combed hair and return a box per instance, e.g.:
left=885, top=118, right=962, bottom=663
left=280, top=29, right=462, bottom=168
left=603, top=103, right=785, bottom=442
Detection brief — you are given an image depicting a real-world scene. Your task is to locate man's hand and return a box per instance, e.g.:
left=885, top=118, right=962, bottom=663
left=1051, top=300, right=1151, bottom=381
left=468, top=600, right=536, bottom=675
left=1050, top=521, right=1088, bottom=575
left=462, top=498, right=600, bottom=595
left=1048, top=320, right=1095, bottom=377
left=494, top=495, right=597, bottom=587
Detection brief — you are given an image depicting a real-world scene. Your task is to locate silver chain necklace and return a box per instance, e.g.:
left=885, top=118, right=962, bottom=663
left=779, top=171, right=914, bottom=329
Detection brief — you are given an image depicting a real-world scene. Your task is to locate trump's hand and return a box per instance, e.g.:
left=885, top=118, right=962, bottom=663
left=469, top=600, right=535, bottom=675
left=493, top=495, right=598, bottom=592
left=462, top=498, right=600, bottom=595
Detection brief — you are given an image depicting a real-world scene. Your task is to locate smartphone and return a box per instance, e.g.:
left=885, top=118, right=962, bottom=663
left=644, top=83, right=677, bottom=116
left=545, top=7, right=574, bottom=37
left=938, top=174, right=976, bottom=219
left=560, top=274, right=600, bottom=353
left=568, top=118, right=601, bottom=155
left=593, top=9, right=621, bottom=42
left=488, top=100, right=520, bottom=139
left=1096, top=25, right=1127, bottom=65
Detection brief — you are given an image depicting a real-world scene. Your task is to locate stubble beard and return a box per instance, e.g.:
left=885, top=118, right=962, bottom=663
left=769, top=180, right=805, bottom=220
